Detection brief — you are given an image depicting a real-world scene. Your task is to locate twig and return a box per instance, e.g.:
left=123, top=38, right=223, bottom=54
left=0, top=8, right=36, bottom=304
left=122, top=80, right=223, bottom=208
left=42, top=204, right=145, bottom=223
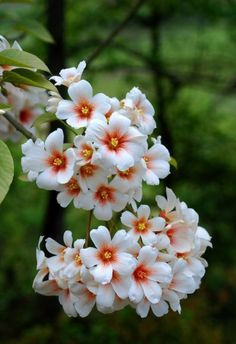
left=3, top=112, right=36, bottom=141
left=86, top=0, right=146, bottom=67
left=85, top=210, right=93, bottom=247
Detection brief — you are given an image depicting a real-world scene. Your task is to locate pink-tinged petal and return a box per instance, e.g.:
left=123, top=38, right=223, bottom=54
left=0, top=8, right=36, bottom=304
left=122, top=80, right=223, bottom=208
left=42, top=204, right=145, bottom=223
left=63, top=230, right=73, bottom=247
left=151, top=300, right=169, bottom=317
left=74, top=294, right=96, bottom=317
left=142, top=280, right=162, bottom=304
left=56, top=100, right=75, bottom=119
left=112, top=275, right=131, bottom=299
left=33, top=279, right=61, bottom=296
left=93, top=203, right=113, bottom=221
left=74, top=239, right=85, bottom=250
left=59, top=291, right=77, bottom=317
left=129, top=280, right=143, bottom=303
left=113, top=252, right=136, bottom=275
left=138, top=246, right=158, bottom=265
left=136, top=298, right=150, bottom=318
left=57, top=191, right=73, bottom=208
left=137, top=205, right=150, bottom=219
left=45, top=237, right=64, bottom=254
left=141, top=231, right=158, bottom=245
left=36, top=168, right=61, bottom=190
left=120, top=211, right=137, bottom=228
left=150, top=262, right=172, bottom=284
left=60, top=67, right=77, bottom=79
left=80, top=247, right=99, bottom=267
left=90, top=263, right=113, bottom=284
left=90, top=226, right=111, bottom=248
left=96, top=284, right=115, bottom=308
left=67, top=115, right=89, bottom=129
left=68, top=80, right=93, bottom=103
left=149, top=217, right=165, bottom=231
left=45, top=128, right=64, bottom=153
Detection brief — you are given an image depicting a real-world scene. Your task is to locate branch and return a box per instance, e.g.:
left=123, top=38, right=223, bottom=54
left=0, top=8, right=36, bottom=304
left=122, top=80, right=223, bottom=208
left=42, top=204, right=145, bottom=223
left=2, top=112, right=36, bottom=141
left=86, top=0, right=146, bottom=67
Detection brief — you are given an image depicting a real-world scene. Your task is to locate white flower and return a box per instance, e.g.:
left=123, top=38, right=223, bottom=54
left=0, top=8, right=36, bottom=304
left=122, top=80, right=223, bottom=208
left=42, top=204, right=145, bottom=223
left=21, top=128, right=76, bottom=189
left=0, top=35, right=22, bottom=76
left=80, top=226, right=137, bottom=285
left=121, top=205, right=165, bottom=245
left=50, top=61, right=86, bottom=87
left=129, top=246, right=172, bottom=304
left=134, top=297, right=169, bottom=318
left=86, top=112, right=147, bottom=171
left=46, top=91, right=62, bottom=113
left=142, top=138, right=170, bottom=185
left=121, top=87, right=156, bottom=135
left=56, top=80, right=110, bottom=129
left=89, top=180, right=129, bottom=221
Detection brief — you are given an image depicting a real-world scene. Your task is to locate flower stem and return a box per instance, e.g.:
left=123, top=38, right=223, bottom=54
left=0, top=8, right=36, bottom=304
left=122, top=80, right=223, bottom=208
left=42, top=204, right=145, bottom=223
left=3, top=112, right=36, bottom=141
left=85, top=210, right=93, bottom=247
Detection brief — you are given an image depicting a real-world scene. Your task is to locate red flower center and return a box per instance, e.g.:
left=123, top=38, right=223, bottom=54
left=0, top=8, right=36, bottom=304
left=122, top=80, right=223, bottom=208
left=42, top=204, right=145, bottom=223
left=133, top=264, right=150, bottom=282
left=80, top=163, right=98, bottom=178
left=19, top=108, right=32, bottom=124
left=98, top=246, right=117, bottom=264
left=80, top=144, right=93, bottom=160
left=134, top=217, right=149, bottom=233
left=66, top=177, right=80, bottom=196
left=75, top=102, right=93, bottom=119
left=117, top=167, right=134, bottom=180
left=103, top=130, right=128, bottom=152
left=47, top=151, right=67, bottom=173
left=95, top=185, right=115, bottom=205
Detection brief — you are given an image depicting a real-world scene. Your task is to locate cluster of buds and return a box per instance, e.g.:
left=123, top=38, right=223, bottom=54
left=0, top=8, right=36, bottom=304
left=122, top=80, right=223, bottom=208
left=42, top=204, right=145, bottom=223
left=0, top=35, right=48, bottom=141
left=20, top=60, right=212, bottom=317
left=34, top=189, right=212, bottom=318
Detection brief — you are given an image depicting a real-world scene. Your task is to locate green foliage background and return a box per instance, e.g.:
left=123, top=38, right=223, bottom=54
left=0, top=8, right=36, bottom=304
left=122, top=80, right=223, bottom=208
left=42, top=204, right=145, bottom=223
left=0, top=0, right=236, bottom=343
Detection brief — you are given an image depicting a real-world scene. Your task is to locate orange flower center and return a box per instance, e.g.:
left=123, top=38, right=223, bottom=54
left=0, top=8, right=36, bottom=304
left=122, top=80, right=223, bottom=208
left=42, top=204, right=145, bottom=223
left=109, top=137, right=119, bottom=149
left=133, top=265, right=149, bottom=281
left=75, top=102, right=93, bottom=118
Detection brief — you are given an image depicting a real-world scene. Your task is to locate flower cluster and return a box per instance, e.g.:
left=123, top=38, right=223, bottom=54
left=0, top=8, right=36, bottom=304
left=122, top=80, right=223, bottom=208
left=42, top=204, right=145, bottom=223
left=21, top=61, right=170, bottom=220
left=18, top=60, right=212, bottom=318
left=33, top=189, right=212, bottom=318
left=0, top=35, right=48, bottom=141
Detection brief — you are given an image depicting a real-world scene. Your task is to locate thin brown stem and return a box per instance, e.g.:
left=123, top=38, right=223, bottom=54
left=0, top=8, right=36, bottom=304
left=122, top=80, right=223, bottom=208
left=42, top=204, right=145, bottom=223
left=3, top=112, right=36, bottom=141
left=86, top=0, right=146, bottom=68
left=85, top=210, right=93, bottom=247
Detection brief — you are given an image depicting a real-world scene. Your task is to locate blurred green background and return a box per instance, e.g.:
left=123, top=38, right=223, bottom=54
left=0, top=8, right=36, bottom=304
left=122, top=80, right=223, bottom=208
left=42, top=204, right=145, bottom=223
left=0, top=0, right=236, bottom=343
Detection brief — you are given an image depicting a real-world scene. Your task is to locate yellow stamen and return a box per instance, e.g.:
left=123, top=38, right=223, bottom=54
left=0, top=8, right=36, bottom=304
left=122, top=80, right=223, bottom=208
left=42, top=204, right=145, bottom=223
left=53, top=158, right=63, bottom=166
left=137, top=222, right=146, bottom=231
left=82, top=149, right=92, bottom=159
left=75, top=254, right=82, bottom=264
left=110, top=137, right=119, bottom=148
left=81, top=106, right=89, bottom=115
left=103, top=251, right=112, bottom=260
left=100, top=190, right=108, bottom=200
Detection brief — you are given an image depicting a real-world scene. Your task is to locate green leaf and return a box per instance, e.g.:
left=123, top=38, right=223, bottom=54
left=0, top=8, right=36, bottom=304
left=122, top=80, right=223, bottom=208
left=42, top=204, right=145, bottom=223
left=0, top=0, right=33, bottom=3
left=13, top=21, right=54, bottom=43
left=0, top=49, right=50, bottom=73
left=0, top=103, right=11, bottom=111
left=170, top=157, right=178, bottom=169
left=0, top=140, right=14, bottom=204
left=33, top=112, right=57, bottom=126
left=3, top=69, right=57, bottom=91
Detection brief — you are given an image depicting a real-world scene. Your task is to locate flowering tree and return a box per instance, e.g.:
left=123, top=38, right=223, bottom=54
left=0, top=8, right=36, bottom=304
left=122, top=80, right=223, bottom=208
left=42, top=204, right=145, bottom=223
left=0, top=33, right=212, bottom=319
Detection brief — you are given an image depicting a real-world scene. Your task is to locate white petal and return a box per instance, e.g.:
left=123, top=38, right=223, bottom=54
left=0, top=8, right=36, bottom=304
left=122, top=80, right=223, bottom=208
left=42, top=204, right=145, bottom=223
left=129, top=280, right=143, bottom=303
left=45, top=128, right=64, bottom=153
left=45, top=237, right=64, bottom=254
left=120, top=211, right=136, bottom=228
left=142, top=280, right=162, bottom=304
left=68, top=80, right=93, bottom=103
left=96, top=284, right=115, bottom=308
left=63, top=230, right=73, bottom=247
left=113, top=252, right=136, bottom=275
left=80, top=247, right=99, bottom=267
left=137, top=204, right=150, bottom=219
left=90, top=263, right=113, bottom=284
left=138, top=246, right=158, bottom=265
left=90, top=226, right=111, bottom=248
